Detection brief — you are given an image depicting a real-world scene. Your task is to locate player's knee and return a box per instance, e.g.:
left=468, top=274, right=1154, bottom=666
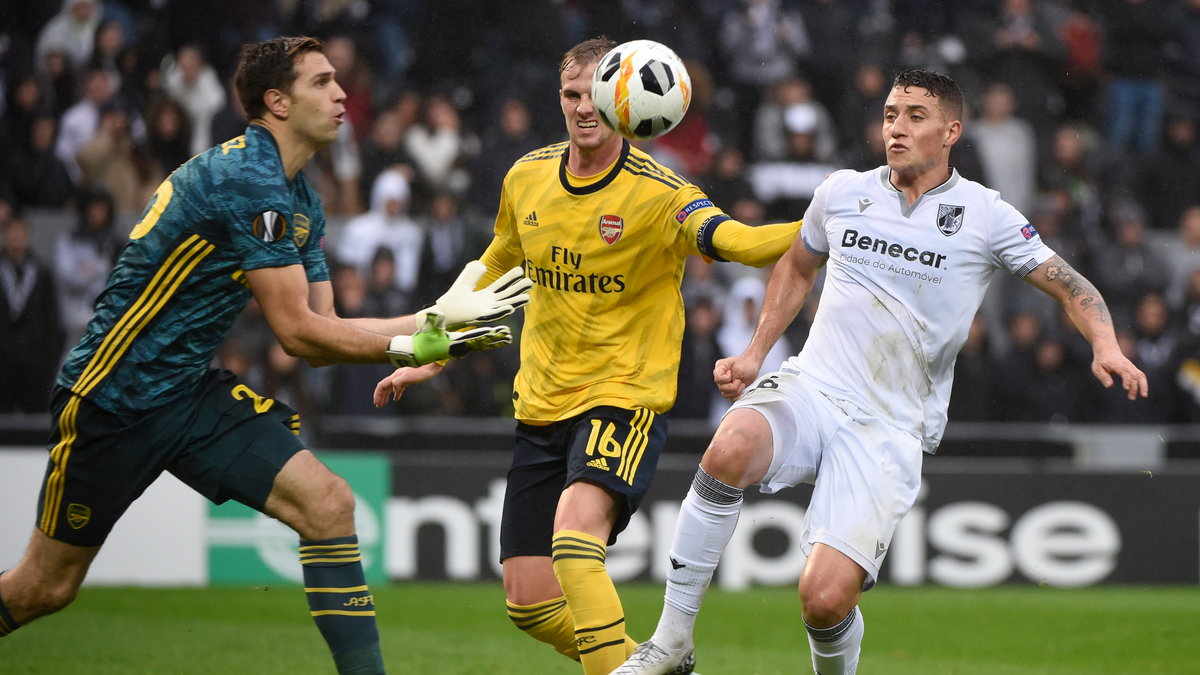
left=700, top=433, right=764, bottom=488
left=797, top=579, right=853, bottom=628
left=294, top=474, right=355, bottom=538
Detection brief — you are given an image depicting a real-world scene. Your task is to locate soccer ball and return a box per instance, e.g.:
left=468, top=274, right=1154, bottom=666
left=591, top=40, right=691, bottom=141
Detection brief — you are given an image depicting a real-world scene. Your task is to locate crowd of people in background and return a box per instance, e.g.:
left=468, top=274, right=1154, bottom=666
left=3, top=0, right=1200, bottom=429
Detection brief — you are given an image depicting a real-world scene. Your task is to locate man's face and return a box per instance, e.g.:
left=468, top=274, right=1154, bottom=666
left=560, top=59, right=616, bottom=152
left=882, top=85, right=958, bottom=177
left=285, top=51, right=346, bottom=148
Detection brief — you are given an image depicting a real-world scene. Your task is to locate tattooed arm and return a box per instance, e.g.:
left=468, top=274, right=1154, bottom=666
left=1023, top=255, right=1148, bottom=400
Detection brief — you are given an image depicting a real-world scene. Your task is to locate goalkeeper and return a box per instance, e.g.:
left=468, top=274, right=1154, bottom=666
left=0, top=36, right=529, bottom=675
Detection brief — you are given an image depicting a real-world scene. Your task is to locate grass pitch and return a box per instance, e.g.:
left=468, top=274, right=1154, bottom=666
left=2, top=583, right=1196, bottom=674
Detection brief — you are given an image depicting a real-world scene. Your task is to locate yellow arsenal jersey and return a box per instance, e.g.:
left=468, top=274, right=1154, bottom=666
left=480, top=139, right=800, bottom=424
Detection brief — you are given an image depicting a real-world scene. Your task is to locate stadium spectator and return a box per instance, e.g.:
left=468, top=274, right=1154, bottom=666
left=337, top=169, right=423, bottom=297
left=144, top=95, right=193, bottom=177
left=1057, top=5, right=1105, bottom=126
left=717, top=275, right=792, bottom=382
left=76, top=102, right=160, bottom=214
left=36, top=49, right=76, bottom=119
left=469, top=96, right=541, bottom=215
left=53, top=187, right=120, bottom=349
left=701, top=146, right=756, bottom=215
left=0, top=215, right=63, bottom=413
left=948, top=314, right=999, bottom=422
left=1136, top=112, right=1200, bottom=232
left=357, top=96, right=418, bottom=208
left=837, top=63, right=890, bottom=154
left=1089, top=202, right=1170, bottom=323
left=404, top=93, right=473, bottom=201
left=34, top=0, right=101, bottom=74
left=6, top=115, right=74, bottom=209
left=752, top=76, right=838, bottom=164
left=55, top=67, right=113, bottom=184
left=414, top=192, right=488, bottom=310
left=971, top=81, right=1037, bottom=214
left=310, top=112, right=364, bottom=215
left=1165, top=206, right=1200, bottom=309
left=1102, top=0, right=1170, bottom=156
left=2, top=74, right=47, bottom=158
left=1125, top=292, right=1183, bottom=422
left=717, top=0, right=812, bottom=154
left=323, top=35, right=374, bottom=143
left=363, top=247, right=411, bottom=319
left=970, top=0, right=1065, bottom=142
left=1166, top=0, right=1200, bottom=110
left=617, top=69, right=1145, bottom=675
left=749, top=101, right=842, bottom=219
left=162, top=44, right=226, bottom=156
left=87, top=18, right=126, bottom=96
left=674, top=294, right=724, bottom=422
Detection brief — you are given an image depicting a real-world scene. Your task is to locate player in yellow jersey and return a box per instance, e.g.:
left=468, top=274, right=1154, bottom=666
left=374, top=37, right=802, bottom=675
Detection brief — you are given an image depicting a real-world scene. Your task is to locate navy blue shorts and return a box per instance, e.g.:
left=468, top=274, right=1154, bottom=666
left=499, top=405, right=668, bottom=560
left=37, top=369, right=305, bottom=546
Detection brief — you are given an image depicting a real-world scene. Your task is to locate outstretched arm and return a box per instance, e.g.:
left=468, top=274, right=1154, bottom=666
left=715, top=238, right=824, bottom=400
left=1022, top=255, right=1148, bottom=400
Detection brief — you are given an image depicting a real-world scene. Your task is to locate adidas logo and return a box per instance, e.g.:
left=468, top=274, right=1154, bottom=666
left=586, top=457, right=610, bottom=471
left=522, top=211, right=540, bottom=227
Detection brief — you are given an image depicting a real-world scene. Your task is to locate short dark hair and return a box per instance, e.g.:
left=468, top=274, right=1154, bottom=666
left=559, top=37, right=617, bottom=74
left=234, top=36, right=324, bottom=121
left=892, top=68, right=963, bottom=122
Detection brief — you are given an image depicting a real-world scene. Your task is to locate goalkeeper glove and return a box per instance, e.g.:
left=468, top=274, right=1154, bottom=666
left=386, top=311, right=513, bottom=368
left=416, top=260, right=532, bottom=329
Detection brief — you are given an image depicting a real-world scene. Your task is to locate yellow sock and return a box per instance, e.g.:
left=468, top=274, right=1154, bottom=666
left=551, top=530, right=629, bottom=675
left=507, top=596, right=579, bottom=661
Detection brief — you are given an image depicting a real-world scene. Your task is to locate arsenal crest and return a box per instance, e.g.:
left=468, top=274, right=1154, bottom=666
left=599, top=214, right=624, bottom=245
left=292, top=213, right=311, bottom=247
left=936, top=204, right=964, bottom=236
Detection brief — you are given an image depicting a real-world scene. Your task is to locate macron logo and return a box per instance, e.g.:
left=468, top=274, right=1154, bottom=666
left=858, top=198, right=874, bottom=213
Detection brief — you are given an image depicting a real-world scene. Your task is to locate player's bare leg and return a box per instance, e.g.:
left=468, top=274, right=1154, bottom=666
left=504, top=555, right=585, bottom=660
left=265, top=449, right=384, bottom=675
left=615, top=408, right=773, bottom=674
left=0, top=530, right=99, bottom=634
left=798, top=544, right=867, bottom=675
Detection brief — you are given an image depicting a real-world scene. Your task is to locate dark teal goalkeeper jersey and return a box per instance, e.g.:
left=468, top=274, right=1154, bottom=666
left=57, top=124, right=330, bottom=416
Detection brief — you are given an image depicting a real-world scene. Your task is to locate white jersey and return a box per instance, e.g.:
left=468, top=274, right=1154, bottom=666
left=788, top=166, right=1055, bottom=453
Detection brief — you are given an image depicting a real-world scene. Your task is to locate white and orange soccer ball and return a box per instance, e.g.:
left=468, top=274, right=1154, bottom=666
left=591, top=40, right=691, bottom=141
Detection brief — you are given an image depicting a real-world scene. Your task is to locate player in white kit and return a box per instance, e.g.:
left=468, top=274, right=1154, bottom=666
left=615, top=69, right=1148, bottom=675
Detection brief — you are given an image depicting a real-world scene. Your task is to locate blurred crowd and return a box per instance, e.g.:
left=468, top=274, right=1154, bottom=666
left=3, top=0, right=1200, bottom=430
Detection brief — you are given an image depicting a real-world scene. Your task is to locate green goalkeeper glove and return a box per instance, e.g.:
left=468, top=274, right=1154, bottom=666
left=386, top=311, right=512, bottom=368
left=416, top=260, right=533, bottom=330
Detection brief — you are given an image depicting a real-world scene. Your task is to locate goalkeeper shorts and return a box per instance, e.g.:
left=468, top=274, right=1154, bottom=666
left=36, top=369, right=305, bottom=546
left=499, top=405, right=668, bottom=561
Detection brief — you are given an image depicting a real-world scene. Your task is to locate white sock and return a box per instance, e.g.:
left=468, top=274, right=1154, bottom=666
left=806, top=606, right=865, bottom=675
left=652, top=467, right=743, bottom=650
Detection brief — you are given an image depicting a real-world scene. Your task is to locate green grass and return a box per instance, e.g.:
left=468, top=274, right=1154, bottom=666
left=2, top=583, right=1197, bottom=674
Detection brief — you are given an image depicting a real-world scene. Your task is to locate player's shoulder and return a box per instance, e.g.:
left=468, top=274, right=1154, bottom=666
left=943, top=169, right=1010, bottom=213
left=514, top=141, right=569, bottom=167
left=622, top=144, right=690, bottom=190
left=201, top=125, right=289, bottom=194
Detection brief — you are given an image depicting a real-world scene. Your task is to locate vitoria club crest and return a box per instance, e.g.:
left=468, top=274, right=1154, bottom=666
left=599, top=214, right=624, bottom=245
left=936, top=204, right=964, bottom=236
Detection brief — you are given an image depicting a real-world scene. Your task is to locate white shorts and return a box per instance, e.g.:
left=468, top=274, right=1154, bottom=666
left=725, top=370, right=923, bottom=589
